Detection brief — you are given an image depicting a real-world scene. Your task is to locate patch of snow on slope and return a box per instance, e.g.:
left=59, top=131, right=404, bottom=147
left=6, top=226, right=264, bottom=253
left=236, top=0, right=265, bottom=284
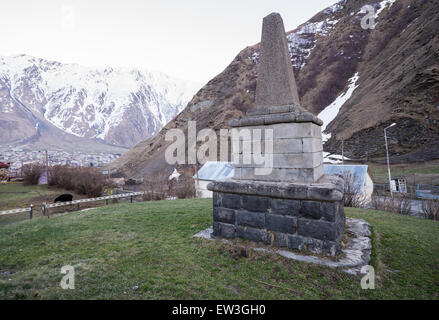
left=323, top=152, right=351, bottom=164
left=287, top=18, right=339, bottom=69
left=318, top=72, right=360, bottom=142
left=375, top=0, right=396, bottom=20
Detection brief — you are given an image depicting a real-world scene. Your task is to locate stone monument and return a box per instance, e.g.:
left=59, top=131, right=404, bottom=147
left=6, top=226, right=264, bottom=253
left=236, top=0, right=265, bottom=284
left=207, top=12, right=345, bottom=256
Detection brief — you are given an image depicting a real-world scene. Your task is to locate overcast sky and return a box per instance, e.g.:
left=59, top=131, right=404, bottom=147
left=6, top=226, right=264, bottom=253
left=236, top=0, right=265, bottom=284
left=0, top=0, right=337, bottom=84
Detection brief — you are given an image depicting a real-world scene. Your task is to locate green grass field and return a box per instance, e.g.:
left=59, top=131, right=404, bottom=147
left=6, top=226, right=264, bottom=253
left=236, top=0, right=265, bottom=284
left=0, top=198, right=438, bottom=300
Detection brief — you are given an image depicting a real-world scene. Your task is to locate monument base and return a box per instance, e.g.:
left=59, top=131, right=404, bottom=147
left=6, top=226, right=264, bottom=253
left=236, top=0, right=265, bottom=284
left=207, top=175, right=345, bottom=256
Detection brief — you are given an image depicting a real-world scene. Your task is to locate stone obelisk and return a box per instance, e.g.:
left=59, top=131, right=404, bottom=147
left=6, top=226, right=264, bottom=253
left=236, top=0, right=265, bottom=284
left=208, top=13, right=345, bottom=256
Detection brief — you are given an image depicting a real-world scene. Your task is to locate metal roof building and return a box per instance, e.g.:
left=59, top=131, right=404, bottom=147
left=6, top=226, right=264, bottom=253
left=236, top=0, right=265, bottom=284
left=193, top=161, right=235, bottom=198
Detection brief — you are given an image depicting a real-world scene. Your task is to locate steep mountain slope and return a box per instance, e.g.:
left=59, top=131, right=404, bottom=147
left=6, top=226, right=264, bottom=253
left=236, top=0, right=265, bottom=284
left=0, top=55, right=200, bottom=149
left=108, top=0, right=439, bottom=178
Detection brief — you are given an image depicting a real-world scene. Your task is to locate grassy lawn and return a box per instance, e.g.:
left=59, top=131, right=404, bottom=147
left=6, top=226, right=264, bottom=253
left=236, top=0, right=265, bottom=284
left=0, top=183, right=61, bottom=209
left=0, top=198, right=438, bottom=300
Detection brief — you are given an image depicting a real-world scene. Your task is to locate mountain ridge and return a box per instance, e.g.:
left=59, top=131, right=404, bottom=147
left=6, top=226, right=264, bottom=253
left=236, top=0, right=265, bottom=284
left=107, top=0, right=439, bottom=179
left=0, top=54, right=200, bottom=150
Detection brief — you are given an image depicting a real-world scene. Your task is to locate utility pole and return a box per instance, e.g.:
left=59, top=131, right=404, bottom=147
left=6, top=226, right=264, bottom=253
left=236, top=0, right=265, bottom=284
left=341, top=138, right=344, bottom=165
left=384, top=123, right=396, bottom=197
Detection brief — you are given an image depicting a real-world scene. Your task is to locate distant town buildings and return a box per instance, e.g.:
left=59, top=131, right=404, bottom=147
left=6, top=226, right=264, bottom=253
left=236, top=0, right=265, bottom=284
left=0, top=149, right=121, bottom=175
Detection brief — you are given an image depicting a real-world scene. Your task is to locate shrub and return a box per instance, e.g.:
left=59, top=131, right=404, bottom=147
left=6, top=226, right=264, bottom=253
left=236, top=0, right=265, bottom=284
left=48, top=165, right=108, bottom=197
left=22, top=163, right=44, bottom=185
left=341, top=172, right=368, bottom=208
left=371, top=195, right=412, bottom=215
left=142, top=172, right=168, bottom=201
left=174, top=176, right=196, bottom=199
left=421, top=199, right=439, bottom=221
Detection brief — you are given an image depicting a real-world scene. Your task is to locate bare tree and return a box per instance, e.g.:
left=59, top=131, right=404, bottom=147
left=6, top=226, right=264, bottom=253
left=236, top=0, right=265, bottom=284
left=341, top=172, right=368, bottom=208
left=421, top=199, right=439, bottom=221
left=371, top=195, right=412, bottom=215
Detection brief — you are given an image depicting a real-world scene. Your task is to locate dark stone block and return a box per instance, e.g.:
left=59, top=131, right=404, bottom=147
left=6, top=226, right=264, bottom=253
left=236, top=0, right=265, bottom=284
left=304, top=238, right=323, bottom=255
left=301, top=201, right=322, bottom=220
left=213, top=222, right=236, bottom=238
left=321, top=201, right=337, bottom=222
left=213, top=192, right=221, bottom=207
left=236, top=210, right=265, bottom=228
left=283, top=184, right=308, bottom=199
left=270, top=198, right=301, bottom=216
left=242, top=195, right=269, bottom=212
left=237, top=226, right=268, bottom=244
left=266, top=214, right=297, bottom=234
left=322, top=240, right=341, bottom=256
left=222, top=193, right=241, bottom=209
left=287, top=235, right=304, bottom=250
left=298, top=219, right=337, bottom=241
left=209, top=178, right=345, bottom=256
left=213, top=207, right=236, bottom=224
left=272, top=232, right=288, bottom=247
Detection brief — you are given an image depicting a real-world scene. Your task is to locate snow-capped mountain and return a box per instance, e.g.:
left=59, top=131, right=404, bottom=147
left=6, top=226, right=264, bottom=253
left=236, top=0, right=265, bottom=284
left=0, top=54, right=200, bottom=148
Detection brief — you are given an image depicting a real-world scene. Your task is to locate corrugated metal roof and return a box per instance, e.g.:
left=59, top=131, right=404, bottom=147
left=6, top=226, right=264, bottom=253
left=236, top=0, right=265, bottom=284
left=194, top=161, right=235, bottom=181
left=324, top=165, right=369, bottom=194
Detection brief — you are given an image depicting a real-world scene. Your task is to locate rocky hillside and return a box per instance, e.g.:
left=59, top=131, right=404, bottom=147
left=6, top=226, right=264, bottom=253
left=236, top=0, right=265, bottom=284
left=0, top=55, right=200, bottom=150
left=108, top=0, right=439, bottom=178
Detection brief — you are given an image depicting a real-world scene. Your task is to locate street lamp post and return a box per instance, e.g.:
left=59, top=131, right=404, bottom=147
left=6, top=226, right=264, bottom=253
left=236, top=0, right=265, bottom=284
left=384, top=123, right=396, bottom=197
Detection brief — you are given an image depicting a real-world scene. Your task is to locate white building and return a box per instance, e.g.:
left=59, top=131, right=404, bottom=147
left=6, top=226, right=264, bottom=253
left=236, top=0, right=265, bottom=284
left=193, top=161, right=235, bottom=198
left=324, top=164, right=374, bottom=204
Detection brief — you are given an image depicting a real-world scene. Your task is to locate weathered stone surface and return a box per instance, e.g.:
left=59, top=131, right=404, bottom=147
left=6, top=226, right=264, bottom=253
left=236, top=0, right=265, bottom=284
left=242, top=195, right=269, bottom=212
left=231, top=138, right=303, bottom=154
left=235, top=167, right=323, bottom=183
left=208, top=176, right=344, bottom=202
left=298, top=219, right=340, bottom=242
left=271, top=122, right=319, bottom=139
left=287, top=235, right=305, bottom=250
left=255, top=13, right=300, bottom=108
left=213, top=192, right=221, bottom=207
left=266, top=214, right=297, bottom=234
left=269, top=198, right=301, bottom=216
left=213, top=207, right=235, bottom=224
left=236, top=226, right=269, bottom=244
left=233, top=152, right=322, bottom=169
left=195, top=218, right=371, bottom=273
left=271, top=232, right=288, bottom=247
left=213, top=222, right=236, bottom=238
left=321, top=201, right=338, bottom=222
left=247, top=104, right=299, bottom=116
left=221, top=193, right=241, bottom=209
left=302, top=137, right=323, bottom=153
left=236, top=210, right=265, bottom=228
left=301, top=201, right=322, bottom=220
left=229, top=112, right=323, bottom=127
